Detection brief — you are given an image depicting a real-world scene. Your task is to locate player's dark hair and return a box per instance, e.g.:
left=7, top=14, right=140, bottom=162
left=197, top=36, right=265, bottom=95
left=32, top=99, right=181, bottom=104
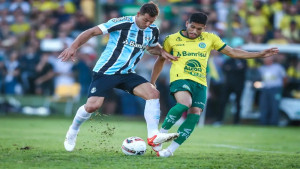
left=188, top=12, right=208, bottom=25
left=139, top=1, right=159, bottom=17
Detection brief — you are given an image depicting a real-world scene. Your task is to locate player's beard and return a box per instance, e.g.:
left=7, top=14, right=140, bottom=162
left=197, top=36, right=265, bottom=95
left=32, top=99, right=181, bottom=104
left=186, top=30, right=198, bottom=39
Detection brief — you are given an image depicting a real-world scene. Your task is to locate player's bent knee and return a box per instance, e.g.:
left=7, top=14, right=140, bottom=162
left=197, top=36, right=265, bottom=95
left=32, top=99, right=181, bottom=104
left=85, top=104, right=101, bottom=113
left=147, top=89, right=160, bottom=100
left=192, top=112, right=201, bottom=115
left=178, top=101, right=192, bottom=108
left=188, top=107, right=202, bottom=115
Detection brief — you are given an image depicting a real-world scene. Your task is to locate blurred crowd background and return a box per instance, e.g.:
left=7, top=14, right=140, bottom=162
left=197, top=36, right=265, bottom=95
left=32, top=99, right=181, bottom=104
left=0, top=0, right=299, bottom=125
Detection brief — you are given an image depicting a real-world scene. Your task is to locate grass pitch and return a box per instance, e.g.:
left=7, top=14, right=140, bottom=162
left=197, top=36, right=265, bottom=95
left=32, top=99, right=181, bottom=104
left=0, top=114, right=299, bottom=169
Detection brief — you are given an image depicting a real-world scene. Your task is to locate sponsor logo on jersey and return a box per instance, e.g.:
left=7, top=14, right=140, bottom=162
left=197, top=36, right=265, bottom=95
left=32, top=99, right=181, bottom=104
left=112, top=16, right=131, bottom=22
left=177, top=51, right=207, bottom=57
left=182, top=84, right=191, bottom=91
left=194, top=101, right=205, bottom=106
left=178, top=128, right=192, bottom=139
left=198, top=35, right=204, bottom=40
left=91, top=87, right=96, bottom=93
left=163, top=36, right=170, bottom=44
left=198, top=42, right=206, bottom=49
left=176, top=37, right=182, bottom=41
left=184, top=59, right=205, bottom=78
left=123, top=39, right=146, bottom=50
left=175, top=44, right=185, bottom=46
left=166, top=115, right=177, bottom=123
left=129, top=33, right=136, bottom=37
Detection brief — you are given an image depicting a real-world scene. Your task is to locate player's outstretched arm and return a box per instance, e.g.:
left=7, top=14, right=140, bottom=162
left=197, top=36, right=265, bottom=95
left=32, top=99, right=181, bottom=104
left=58, top=26, right=103, bottom=62
left=220, top=45, right=279, bottom=59
left=150, top=55, right=166, bottom=86
left=146, top=44, right=178, bottom=61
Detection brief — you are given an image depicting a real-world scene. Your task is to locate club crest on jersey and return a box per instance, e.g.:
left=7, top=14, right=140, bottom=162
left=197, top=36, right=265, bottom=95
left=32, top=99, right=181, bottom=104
left=91, top=87, right=96, bottom=93
left=198, top=42, right=206, bottom=49
left=144, top=36, right=151, bottom=41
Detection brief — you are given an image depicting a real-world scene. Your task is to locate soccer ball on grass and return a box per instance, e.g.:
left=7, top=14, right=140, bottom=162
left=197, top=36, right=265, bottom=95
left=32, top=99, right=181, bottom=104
left=121, top=136, right=147, bottom=155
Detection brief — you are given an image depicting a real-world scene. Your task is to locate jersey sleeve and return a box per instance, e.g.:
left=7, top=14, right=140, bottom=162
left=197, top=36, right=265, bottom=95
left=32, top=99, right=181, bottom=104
left=163, top=35, right=172, bottom=53
left=212, top=34, right=226, bottom=51
left=98, top=17, right=131, bottom=35
left=148, top=26, right=160, bottom=47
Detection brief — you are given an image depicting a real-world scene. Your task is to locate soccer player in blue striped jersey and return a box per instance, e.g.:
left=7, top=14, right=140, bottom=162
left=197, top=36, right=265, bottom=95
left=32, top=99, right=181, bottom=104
left=59, top=1, right=179, bottom=152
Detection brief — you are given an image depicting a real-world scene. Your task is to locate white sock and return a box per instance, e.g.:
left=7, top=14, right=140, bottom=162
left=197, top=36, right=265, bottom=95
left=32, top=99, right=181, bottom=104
left=144, top=99, right=160, bottom=138
left=160, top=128, right=168, bottom=133
left=70, top=105, right=92, bottom=130
left=167, top=141, right=180, bottom=153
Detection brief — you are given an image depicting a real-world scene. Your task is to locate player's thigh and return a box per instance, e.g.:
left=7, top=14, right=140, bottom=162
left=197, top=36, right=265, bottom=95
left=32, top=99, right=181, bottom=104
left=133, top=82, right=159, bottom=100
left=188, top=107, right=203, bottom=115
left=85, top=72, right=120, bottom=112
left=174, top=91, right=192, bottom=107
left=170, top=80, right=193, bottom=107
left=88, top=72, right=119, bottom=98
left=191, top=83, right=207, bottom=110
left=116, top=73, right=158, bottom=100
left=85, top=96, right=105, bottom=113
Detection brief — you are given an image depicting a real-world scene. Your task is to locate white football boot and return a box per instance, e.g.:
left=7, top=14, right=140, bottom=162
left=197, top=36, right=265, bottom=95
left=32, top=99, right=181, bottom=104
left=64, top=127, right=79, bottom=152
left=147, top=133, right=179, bottom=151
left=157, top=149, right=173, bottom=157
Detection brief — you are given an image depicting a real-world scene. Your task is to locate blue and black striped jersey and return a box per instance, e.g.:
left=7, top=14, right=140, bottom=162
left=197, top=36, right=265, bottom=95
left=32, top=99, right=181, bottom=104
left=93, top=16, right=159, bottom=75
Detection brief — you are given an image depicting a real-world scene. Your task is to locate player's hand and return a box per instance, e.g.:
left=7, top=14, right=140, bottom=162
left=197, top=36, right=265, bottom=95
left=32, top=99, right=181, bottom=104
left=161, top=49, right=178, bottom=61
left=58, top=47, right=77, bottom=62
left=150, top=82, right=157, bottom=88
left=260, top=47, right=279, bottom=58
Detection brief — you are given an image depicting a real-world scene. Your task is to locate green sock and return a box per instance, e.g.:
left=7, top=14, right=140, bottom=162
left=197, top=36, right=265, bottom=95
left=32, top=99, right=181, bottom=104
left=174, top=113, right=200, bottom=145
left=161, top=103, right=189, bottom=130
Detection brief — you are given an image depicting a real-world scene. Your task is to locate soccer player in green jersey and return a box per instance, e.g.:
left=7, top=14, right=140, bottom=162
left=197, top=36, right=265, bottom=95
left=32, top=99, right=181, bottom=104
left=151, top=12, right=279, bottom=157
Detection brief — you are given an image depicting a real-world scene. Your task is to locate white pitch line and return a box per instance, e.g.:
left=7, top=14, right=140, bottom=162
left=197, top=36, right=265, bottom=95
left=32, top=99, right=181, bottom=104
left=210, top=144, right=287, bottom=154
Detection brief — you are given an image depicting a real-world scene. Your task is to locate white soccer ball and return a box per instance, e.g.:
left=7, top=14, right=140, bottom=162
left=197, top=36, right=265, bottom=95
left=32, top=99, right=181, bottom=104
left=121, top=136, right=147, bottom=155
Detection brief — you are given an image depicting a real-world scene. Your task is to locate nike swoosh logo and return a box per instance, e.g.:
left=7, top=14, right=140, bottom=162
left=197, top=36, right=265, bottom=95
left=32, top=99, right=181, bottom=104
left=147, top=135, right=157, bottom=146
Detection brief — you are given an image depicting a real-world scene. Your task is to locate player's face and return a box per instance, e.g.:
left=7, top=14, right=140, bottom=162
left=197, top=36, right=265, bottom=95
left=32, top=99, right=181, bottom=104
left=263, top=56, right=274, bottom=65
left=136, top=12, right=157, bottom=29
left=185, top=21, right=206, bottom=39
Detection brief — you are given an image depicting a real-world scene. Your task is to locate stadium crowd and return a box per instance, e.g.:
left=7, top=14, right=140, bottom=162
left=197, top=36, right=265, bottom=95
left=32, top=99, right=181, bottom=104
left=0, top=0, right=299, bottom=124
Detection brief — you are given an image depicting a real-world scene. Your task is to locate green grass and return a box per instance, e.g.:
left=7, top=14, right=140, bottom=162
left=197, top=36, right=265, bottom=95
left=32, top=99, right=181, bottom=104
left=0, top=115, right=300, bottom=169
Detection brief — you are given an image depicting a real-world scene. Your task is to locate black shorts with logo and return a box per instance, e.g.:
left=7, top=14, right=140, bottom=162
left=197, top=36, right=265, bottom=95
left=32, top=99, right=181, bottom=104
left=87, top=72, right=148, bottom=98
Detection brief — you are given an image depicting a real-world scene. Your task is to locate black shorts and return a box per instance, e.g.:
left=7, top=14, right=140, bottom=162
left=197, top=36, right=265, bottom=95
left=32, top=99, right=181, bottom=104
left=87, top=72, right=148, bottom=98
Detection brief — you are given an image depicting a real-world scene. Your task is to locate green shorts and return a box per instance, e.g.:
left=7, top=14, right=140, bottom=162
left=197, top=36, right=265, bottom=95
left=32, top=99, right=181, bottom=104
left=170, top=79, right=207, bottom=109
